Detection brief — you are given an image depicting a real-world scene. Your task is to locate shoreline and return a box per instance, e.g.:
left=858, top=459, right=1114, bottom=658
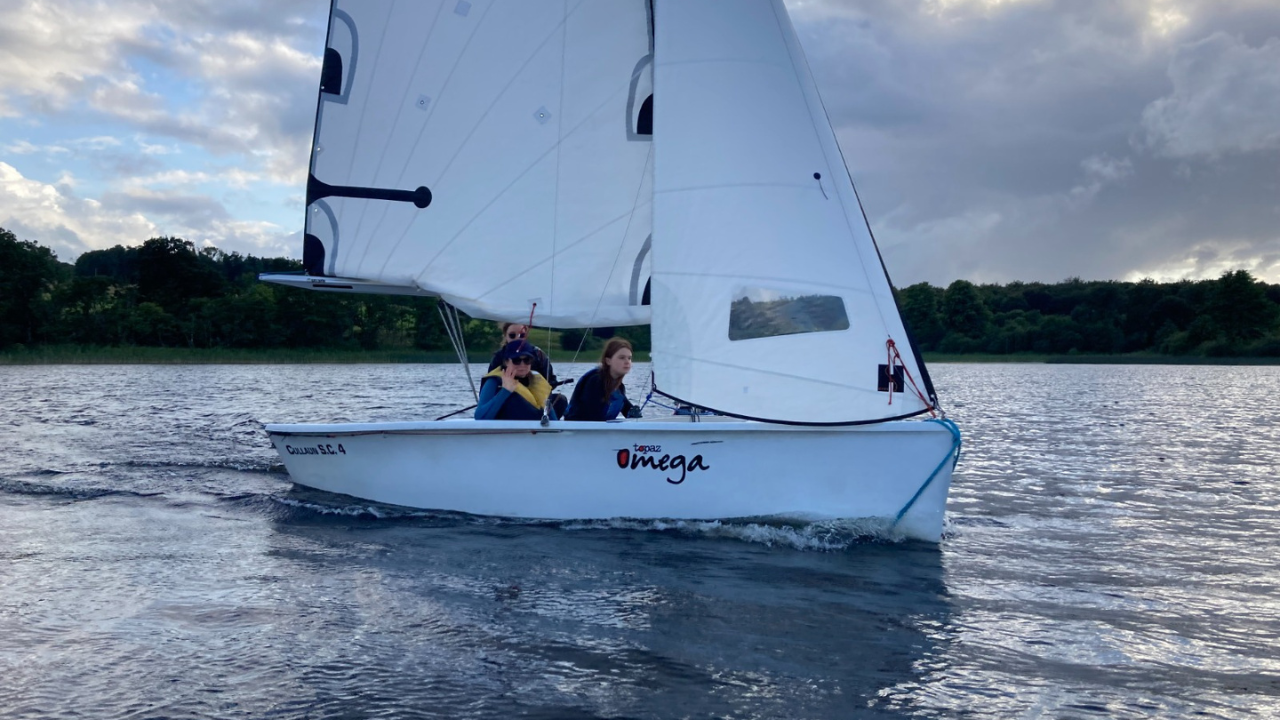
left=0, top=346, right=652, bottom=365
left=1, top=346, right=1277, bottom=366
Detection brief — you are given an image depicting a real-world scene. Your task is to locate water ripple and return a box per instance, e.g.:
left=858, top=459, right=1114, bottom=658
left=0, top=363, right=1277, bottom=718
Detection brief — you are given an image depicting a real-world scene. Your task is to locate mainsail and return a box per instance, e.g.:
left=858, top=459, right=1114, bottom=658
left=649, top=0, right=935, bottom=424
left=288, top=0, right=656, bottom=327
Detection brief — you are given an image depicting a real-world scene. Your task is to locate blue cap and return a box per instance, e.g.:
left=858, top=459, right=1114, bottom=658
left=500, top=340, right=536, bottom=361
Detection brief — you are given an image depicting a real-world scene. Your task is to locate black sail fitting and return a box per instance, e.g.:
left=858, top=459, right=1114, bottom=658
left=306, top=174, right=432, bottom=209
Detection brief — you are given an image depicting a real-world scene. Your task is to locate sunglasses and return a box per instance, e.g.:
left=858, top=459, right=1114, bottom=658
left=506, top=332, right=527, bottom=339
left=509, top=356, right=533, bottom=365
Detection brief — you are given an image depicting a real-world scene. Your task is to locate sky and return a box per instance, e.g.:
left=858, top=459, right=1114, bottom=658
left=1, top=0, right=1277, bottom=287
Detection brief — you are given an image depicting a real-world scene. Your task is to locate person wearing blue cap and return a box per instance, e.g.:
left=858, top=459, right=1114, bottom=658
left=487, top=323, right=558, bottom=385
left=485, top=322, right=567, bottom=417
left=474, top=340, right=557, bottom=421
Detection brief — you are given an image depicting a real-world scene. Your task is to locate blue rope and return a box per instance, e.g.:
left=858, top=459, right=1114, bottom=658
left=639, top=371, right=674, bottom=415
left=891, top=417, right=962, bottom=528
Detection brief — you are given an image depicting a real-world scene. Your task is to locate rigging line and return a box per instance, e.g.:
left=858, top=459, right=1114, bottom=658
left=451, top=302, right=478, bottom=400
left=769, top=0, right=895, bottom=338
left=438, top=300, right=477, bottom=401
left=648, top=384, right=932, bottom=427
left=570, top=324, right=594, bottom=366
left=572, top=143, right=654, bottom=366
left=891, top=418, right=961, bottom=529
left=436, top=300, right=460, bottom=369
left=658, top=348, right=932, bottom=397
left=349, top=0, right=449, bottom=266
left=408, top=84, right=639, bottom=286
left=372, top=4, right=588, bottom=277
left=357, top=0, right=497, bottom=272
left=440, top=301, right=465, bottom=384
left=437, top=299, right=462, bottom=363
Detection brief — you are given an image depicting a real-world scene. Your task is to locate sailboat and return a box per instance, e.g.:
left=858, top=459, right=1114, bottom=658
left=261, top=0, right=961, bottom=541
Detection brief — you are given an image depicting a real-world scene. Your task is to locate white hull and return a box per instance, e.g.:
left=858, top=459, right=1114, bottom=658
left=265, top=417, right=959, bottom=542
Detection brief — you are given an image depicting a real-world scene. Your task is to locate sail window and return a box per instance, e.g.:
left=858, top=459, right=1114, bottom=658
left=728, top=288, right=849, bottom=341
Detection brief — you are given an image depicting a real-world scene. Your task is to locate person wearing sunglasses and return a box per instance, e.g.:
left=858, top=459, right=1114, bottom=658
left=475, top=340, right=557, bottom=420
left=487, top=322, right=559, bottom=386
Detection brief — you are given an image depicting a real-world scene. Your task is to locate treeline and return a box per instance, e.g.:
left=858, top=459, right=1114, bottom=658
left=896, top=275, right=1280, bottom=357
left=2, top=227, right=1278, bottom=357
left=0, top=228, right=649, bottom=354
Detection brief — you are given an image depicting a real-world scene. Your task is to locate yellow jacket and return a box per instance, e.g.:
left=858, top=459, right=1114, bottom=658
left=482, top=366, right=552, bottom=410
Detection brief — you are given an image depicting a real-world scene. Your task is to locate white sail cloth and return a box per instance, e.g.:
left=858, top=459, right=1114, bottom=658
left=649, top=0, right=931, bottom=424
left=307, top=0, right=654, bottom=327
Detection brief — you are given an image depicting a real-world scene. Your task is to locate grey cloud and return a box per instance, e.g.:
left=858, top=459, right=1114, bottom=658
left=2, top=217, right=91, bottom=262
left=1141, top=33, right=1280, bottom=157
left=791, top=0, right=1280, bottom=284
left=101, top=189, right=233, bottom=226
left=90, top=151, right=166, bottom=179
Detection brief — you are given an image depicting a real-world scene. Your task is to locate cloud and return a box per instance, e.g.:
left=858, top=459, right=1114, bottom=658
left=0, top=1, right=148, bottom=116
left=1070, top=153, right=1135, bottom=205
left=1124, top=237, right=1280, bottom=282
left=3, top=140, right=69, bottom=155
left=0, top=161, right=296, bottom=261
left=1141, top=32, right=1280, bottom=157
left=1, top=0, right=1277, bottom=288
left=0, top=161, right=156, bottom=260
left=0, top=0, right=322, bottom=178
left=791, top=0, right=1280, bottom=284
left=0, top=0, right=323, bottom=263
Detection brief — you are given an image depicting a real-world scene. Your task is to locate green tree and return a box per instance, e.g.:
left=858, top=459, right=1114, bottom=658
left=136, top=236, right=225, bottom=313
left=898, top=283, right=944, bottom=349
left=560, top=328, right=602, bottom=352
left=942, top=280, right=989, bottom=339
left=128, top=302, right=180, bottom=346
left=413, top=298, right=451, bottom=350
left=1208, top=270, right=1276, bottom=342
left=613, top=324, right=652, bottom=352
left=0, top=228, right=68, bottom=348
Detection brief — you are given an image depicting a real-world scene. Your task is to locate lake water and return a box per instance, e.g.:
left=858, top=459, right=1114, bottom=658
left=1, top=362, right=1277, bottom=719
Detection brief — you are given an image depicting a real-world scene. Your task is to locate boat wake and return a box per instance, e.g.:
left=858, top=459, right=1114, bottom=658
left=252, top=487, right=919, bottom=550
left=0, top=476, right=163, bottom=502
left=559, top=517, right=910, bottom=550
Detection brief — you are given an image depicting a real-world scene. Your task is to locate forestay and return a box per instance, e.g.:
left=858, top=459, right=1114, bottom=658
left=302, top=0, right=654, bottom=327
left=649, top=0, right=933, bottom=424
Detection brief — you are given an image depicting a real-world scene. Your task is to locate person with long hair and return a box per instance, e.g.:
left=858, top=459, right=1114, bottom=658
left=487, top=322, right=558, bottom=383
left=474, top=340, right=557, bottom=421
left=564, top=338, right=638, bottom=421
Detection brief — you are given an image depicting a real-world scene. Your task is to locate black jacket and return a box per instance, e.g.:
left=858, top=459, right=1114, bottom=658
left=564, top=367, right=635, bottom=421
